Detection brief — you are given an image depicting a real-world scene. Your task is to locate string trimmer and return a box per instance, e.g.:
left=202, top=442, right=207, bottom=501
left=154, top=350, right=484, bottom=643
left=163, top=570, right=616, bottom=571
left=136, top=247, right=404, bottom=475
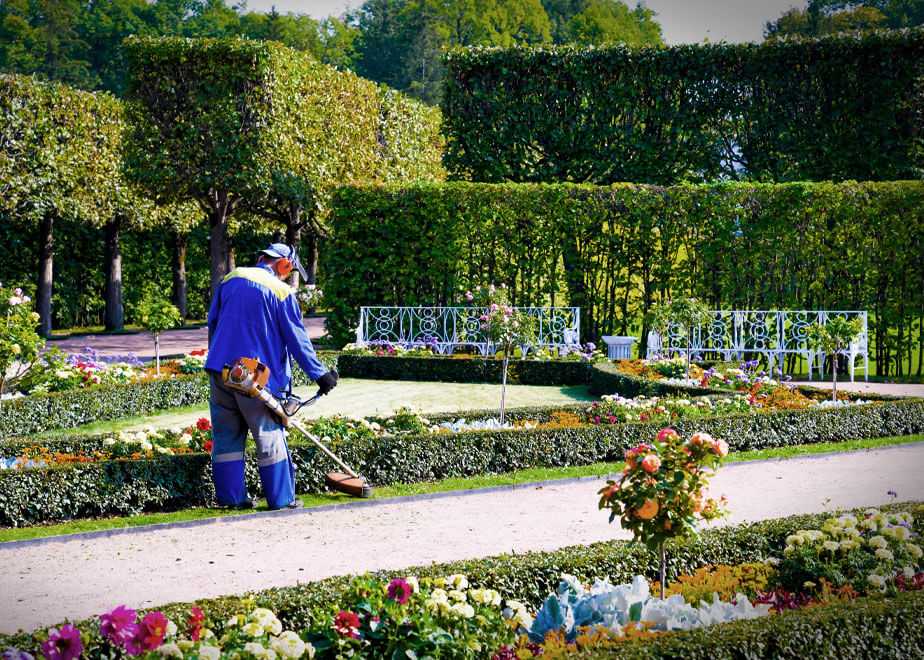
left=222, top=357, right=372, bottom=498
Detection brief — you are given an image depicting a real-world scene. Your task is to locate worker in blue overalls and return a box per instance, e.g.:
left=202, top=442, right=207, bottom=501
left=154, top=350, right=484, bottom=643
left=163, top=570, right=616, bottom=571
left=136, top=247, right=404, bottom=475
left=205, top=243, right=338, bottom=510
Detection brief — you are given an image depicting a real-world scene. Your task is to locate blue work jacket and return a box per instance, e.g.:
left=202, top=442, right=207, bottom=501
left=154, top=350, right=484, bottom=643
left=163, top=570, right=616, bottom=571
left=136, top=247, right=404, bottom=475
left=205, top=266, right=328, bottom=395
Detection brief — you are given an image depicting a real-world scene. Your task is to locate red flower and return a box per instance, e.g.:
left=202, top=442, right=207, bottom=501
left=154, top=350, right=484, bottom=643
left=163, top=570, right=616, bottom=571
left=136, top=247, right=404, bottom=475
left=333, top=610, right=361, bottom=638
left=187, top=607, right=205, bottom=641
left=196, top=418, right=212, bottom=432
left=387, top=578, right=413, bottom=605
left=203, top=440, right=213, bottom=453
left=190, top=349, right=207, bottom=356
left=125, top=611, right=168, bottom=655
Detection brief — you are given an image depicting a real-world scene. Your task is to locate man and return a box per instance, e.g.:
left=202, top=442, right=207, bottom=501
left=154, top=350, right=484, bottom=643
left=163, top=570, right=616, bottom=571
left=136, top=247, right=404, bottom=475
left=205, top=243, right=338, bottom=510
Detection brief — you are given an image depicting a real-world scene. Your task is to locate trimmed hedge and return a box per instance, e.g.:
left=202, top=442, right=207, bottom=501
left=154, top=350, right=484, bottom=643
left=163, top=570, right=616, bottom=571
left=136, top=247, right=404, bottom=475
left=337, top=354, right=592, bottom=385
left=2, top=398, right=922, bottom=527
left=443, top=31, right=924, bottom=184
left=1, top=502, right=920, bottom=653
left=585, top=589, right=924, bottom=659
left=0, top=353, right=338, bottom=438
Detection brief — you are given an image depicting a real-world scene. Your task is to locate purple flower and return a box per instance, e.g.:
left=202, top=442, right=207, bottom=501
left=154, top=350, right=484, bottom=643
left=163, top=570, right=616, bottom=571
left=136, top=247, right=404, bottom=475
left=3, top=649, right=34, bottom=660
left=387, top=578, right=413, bottom=605
left=99, top=605, right=139, bottom=648
left=40, top=625, right=83, bottom=660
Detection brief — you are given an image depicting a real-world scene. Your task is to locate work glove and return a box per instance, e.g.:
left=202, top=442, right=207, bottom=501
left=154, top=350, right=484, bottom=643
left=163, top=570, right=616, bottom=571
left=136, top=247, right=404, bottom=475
left=316, top=369, right=339, bottom=396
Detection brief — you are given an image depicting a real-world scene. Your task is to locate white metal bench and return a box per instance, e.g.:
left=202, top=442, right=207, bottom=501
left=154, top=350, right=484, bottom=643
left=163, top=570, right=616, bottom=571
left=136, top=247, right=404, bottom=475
left=646, top=310, right=869, bottom=381
left=355, top=306, right=581, bottom=356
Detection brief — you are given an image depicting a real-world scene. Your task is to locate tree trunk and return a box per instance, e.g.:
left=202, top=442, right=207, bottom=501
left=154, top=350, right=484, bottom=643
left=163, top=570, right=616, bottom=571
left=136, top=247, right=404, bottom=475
left=154, top=332, right=161, bottom=376
left=104, top=216, right=124, bottom=331
left=207, top=195, right=235, bottom=297
left=36, top=213, right=54, bottom=337
left=171, top=231, right=188, bottom=320
left=285, top=216, right=302, bottom=288
left=304, top=230, right=319, bottom=286
left=500, top=355, right=509, bottom=424
left=832, top=353, right=838, bottom=403
left=659, top=544, right=667, bottom=599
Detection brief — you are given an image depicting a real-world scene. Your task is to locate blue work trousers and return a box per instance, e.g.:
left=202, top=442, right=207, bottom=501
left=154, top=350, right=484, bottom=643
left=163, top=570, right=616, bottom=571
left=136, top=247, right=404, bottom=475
left=208, top=372, right=296, bottom=509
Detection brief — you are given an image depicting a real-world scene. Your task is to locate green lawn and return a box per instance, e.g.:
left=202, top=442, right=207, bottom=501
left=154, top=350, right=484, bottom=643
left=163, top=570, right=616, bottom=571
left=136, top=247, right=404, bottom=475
left=44, top=378, right=595, bottom=438
left=2, top=433, right=920, bottom=544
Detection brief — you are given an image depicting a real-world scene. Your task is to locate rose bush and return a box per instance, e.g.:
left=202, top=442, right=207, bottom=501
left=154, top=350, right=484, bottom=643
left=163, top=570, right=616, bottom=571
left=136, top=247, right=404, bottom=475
left=0, top=285, right=43, bottom=400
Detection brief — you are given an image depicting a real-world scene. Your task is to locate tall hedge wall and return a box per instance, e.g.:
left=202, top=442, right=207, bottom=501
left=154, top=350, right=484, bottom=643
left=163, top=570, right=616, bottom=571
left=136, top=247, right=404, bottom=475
left=443, top=30, right=924, bottom=184
left=325, top=180, right=924, bottom=376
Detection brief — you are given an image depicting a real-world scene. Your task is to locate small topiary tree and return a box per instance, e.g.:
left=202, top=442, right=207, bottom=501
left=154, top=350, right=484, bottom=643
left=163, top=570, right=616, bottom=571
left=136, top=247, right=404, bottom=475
left=598, top=428, right=729, bottom=598
left=137, top=294, right=182, bottom=375
left=807, top=316, right=863, bottom=402
left=649, top=296, right=712, bottom=378
left=0, top=284, right=43, bottom=401
left=467, top=284, right=537, bottom=423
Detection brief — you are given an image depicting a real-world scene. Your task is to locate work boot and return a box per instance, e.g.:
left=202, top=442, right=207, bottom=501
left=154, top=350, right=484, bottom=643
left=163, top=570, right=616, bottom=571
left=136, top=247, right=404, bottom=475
left=218, top=497, right=256, bottom=511
left=270, top=499, right=302, bottom=511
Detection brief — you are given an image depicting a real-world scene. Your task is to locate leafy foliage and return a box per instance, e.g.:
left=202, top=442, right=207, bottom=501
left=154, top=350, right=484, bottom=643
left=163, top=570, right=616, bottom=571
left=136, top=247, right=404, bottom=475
left=0, top=285, right=42, bottom=395
left=325, top=181, right=924, bottom=378
left=443, top=30, right=924, bottom=183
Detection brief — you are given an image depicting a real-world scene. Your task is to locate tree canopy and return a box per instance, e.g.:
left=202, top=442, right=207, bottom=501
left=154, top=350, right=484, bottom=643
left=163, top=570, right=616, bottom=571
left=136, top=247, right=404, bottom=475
left=765, top=0, right=924, bottom=39
left=0, top=0, right=664, bottom=103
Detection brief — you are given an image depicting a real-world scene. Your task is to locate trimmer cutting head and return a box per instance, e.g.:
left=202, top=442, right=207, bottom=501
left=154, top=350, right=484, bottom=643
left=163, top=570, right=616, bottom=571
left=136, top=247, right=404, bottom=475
left=325, top=472, right=373, bottom=498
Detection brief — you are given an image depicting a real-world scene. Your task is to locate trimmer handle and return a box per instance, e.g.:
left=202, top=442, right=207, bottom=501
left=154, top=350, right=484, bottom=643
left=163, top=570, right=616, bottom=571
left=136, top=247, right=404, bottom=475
left=280, top=391, right=323, bottom=417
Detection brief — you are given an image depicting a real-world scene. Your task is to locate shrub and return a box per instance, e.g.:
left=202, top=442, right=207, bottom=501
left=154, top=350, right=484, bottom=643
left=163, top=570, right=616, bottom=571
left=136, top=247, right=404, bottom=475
left=2, top=399, right=922, bottom=527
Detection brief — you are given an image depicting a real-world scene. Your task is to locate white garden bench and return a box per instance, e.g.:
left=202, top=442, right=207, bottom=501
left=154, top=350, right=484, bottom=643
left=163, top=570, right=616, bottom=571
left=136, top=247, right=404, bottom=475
left=646, top=310, right=869, bottom=381
left=356, top=306, right=581, bottom=356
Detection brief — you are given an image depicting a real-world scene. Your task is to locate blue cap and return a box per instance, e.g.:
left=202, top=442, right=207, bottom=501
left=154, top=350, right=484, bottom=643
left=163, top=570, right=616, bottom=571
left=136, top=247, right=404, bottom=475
left=260, top=243, right=308, bottom=281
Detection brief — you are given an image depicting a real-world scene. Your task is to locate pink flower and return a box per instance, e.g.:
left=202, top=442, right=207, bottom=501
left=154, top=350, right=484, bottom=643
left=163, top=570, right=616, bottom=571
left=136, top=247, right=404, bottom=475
left=712, top=438, right=729, bottom=457
left=125, top=611, right=168, bottom=655
left=99, top=605, right=139, bottom=648
left=465, top=291, right=474, bottom=302
left=387, top=578, right=413, bottom=605
left=40, top=625, right=83, bottom=660
left=689, top=432, right=712, bottom=447
left=489, top=303, right=499, bottom=312
left=641, top=454, right=662, bottom=474
left=656, top=428, right=679, bottom=442
left=187, top=607, right=205, bottom=641
left=333, top=610, right=361, bottom=638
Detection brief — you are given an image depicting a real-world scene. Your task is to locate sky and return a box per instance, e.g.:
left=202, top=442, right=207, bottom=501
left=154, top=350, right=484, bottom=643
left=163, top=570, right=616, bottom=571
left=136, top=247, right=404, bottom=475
left=244, top=0, right=811, bottom=44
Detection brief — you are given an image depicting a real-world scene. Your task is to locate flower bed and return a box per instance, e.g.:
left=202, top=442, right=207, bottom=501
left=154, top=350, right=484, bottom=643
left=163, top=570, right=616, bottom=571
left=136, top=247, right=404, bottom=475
left=2, top=398, right=922, bottom=527
left=337, top=353, right=596, bottom=386
left=2, top=503, right=922, bottom=658
left=0, top=353, right=338, bottom=437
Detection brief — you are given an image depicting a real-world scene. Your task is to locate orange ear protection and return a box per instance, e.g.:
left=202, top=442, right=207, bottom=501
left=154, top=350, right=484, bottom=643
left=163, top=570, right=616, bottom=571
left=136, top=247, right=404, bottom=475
left=273, top=245, right=295, bottom=279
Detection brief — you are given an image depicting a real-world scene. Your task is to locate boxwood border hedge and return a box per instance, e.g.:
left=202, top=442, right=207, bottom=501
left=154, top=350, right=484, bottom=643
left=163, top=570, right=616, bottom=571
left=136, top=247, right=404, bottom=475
left=1, top=502, right=920, bottom=654
left=0, top=353, right=338, bottom=438
left=2, top=398, right=922, bottom=527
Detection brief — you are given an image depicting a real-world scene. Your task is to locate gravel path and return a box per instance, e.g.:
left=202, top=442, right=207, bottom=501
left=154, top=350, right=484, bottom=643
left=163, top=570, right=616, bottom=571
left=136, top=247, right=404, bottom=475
left=792, top=381, right=924, bottom=398
left=47, top=318, right=326, bottom=360
left=2, top=443, right=923, bottom=634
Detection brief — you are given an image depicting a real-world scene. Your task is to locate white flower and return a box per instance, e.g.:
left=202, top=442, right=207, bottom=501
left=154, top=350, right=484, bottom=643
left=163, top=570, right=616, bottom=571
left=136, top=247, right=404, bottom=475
left=869, top=535, right=889, bottom=549
left=822, top=541, right=840, bottom=553
left=903, top=566, right=916, bottom=580
left=242, top=622, right=265, bottom=637
left=244, top=642, right=273, bottom=659
left=165, top=619, right=178, bottom=638
left=906, top=544, right=923, bottom=559
left=449, top=602, right=475, bottom=619
left=157, top=643, right=183, bottom=658
left=875, top=548, right=894, bottom=562
left=445, top=574, right=469, bottom=590
left=866, top=574, right=887, bottom=591
left=406, top=576, right=419, bottom=593
left=448, top=589, right=467, bottom=602
left=270, top=631, right=309, bottom=659
left=226, top=614, right=245, bottom=628
left=179, top=433, right=193, bottom=446
left=198, top=645, right=221, bottom=660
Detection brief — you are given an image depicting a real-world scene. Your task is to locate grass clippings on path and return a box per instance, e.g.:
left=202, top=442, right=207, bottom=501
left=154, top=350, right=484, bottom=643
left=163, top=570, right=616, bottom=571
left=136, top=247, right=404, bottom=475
left=2, top=433, right=920, bottom=545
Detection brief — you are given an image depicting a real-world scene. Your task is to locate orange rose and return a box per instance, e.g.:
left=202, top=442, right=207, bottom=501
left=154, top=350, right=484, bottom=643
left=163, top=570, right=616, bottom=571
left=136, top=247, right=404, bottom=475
left=635, top=498, right=659, bottom=520
left=689, top=431, right=712, bottom=447
left=641, top=453, right=661, bottom=474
